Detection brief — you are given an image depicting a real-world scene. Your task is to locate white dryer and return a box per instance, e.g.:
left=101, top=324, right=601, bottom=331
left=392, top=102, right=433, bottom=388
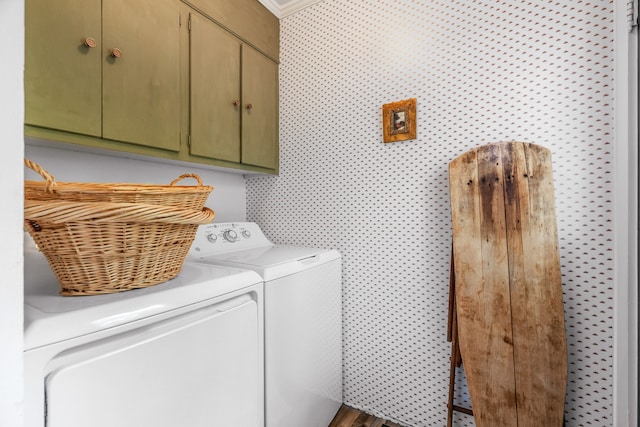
left=24, top=246, right=264, bottom=427
left=188, top=222, right=343, bottom=427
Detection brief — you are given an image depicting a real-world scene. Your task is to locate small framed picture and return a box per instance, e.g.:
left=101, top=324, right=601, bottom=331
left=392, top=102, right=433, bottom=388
left=382, top=98, right=416, bottom=143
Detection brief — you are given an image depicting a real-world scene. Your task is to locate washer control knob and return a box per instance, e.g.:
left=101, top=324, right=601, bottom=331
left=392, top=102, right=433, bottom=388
left=206, top=233, right=217, bottom=243
left=223, top=230, right=238, bottom=242
left=242, top=230, right=251, bottom=239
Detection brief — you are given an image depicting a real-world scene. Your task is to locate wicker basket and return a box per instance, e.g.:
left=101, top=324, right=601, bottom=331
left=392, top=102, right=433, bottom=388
left=24, top=159, right=215, bottom=296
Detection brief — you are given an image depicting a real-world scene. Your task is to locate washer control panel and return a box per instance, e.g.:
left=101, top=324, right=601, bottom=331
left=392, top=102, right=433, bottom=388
left=189, top=222, right=272, bottom=257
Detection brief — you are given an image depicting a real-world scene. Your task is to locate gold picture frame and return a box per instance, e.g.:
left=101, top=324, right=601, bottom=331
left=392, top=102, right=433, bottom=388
left=382, top=98, right=417, bottom=143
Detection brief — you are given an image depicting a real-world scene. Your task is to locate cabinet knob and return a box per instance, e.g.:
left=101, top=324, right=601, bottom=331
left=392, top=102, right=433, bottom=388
left=110, top=48, right=122, bottom=58
left=245, top=103, right=253, bottom=110
left=232, top=99, right=240, bottom=106
left=83, top=37, right=97, bottom=48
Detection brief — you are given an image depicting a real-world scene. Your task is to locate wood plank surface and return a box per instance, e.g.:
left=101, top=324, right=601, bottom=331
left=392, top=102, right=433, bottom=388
left=449, top=142, right=567, bottom=427
left=506, top=143, right=567, bottom=426
left=329, top=405, right=404, bottom=427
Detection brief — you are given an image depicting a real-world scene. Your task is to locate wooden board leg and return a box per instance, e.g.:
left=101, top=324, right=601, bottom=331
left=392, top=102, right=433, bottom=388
left=447, top=247, right=456, bottom=427
left=447, top=249, right=474, bottom=426
left=447, top=309, right=458, bottom=427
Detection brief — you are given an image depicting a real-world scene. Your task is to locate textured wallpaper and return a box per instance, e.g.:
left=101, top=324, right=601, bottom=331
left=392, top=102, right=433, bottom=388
left=247, top=0, right=614, bottom=425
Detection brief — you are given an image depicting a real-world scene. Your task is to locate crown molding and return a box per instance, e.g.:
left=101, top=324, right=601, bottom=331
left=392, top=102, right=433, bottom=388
left=258, top=0, right=324, bottom=18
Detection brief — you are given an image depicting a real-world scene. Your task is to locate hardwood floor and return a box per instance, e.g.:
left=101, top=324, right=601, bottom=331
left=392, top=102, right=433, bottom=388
left=329, top=405, right=404, bottom=427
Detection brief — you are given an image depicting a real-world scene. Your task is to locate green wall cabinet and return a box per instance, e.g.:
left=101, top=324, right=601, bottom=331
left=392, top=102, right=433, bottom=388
left=102, top=0, right=181, bottom=151
left=25, top=0, right=102, bottom=137
left=241, top=45, right=279, bottom=170
left=189, top=12, right=278, bottom=170
left=25, top=0, right=279, bottom=174
left=25, top=0, right=181, bottom=152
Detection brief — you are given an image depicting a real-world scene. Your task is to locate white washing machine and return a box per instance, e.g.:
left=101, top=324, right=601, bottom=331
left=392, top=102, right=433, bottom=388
left=187, top=222, right=343, bottom=427
left=24, top=245, right=264, bottom=427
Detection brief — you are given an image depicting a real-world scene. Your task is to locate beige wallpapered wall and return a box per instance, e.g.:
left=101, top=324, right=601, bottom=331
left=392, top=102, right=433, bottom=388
left=247, top=1, right=614, bottom=425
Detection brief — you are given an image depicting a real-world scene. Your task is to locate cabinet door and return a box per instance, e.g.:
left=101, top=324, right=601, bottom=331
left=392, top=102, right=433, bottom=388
left=189, top=13, right=242, bottom=163
left=102, top=0, right=181, bottom=151
left=241, top=46, right=278, bottom=170
left=25, top=0, right=102, bottom=137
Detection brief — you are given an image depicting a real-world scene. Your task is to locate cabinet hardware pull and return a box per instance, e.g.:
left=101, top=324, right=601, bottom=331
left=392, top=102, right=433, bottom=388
left=245, top=103, right=253, bottom=110
left=110, top=48, right=122, bottom=58
left=232, top=99, right=240, bottom=106
left=83, top=37, right=97, bottom=48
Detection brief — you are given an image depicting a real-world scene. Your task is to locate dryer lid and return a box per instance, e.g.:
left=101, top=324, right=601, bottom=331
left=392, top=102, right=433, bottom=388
left=197, top=245, right=341, bottom=281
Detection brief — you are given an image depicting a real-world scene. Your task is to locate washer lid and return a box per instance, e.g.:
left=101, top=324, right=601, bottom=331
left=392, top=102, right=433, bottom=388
left=197, top=245, right=341, bottom=281
left=24, top=250, right=262, bottom=350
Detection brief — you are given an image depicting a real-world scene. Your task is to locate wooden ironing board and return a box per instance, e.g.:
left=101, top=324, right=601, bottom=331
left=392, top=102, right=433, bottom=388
left=448, top=142, right=567, bottom=426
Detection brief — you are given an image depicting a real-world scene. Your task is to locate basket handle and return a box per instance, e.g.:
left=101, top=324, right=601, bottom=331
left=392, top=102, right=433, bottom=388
left=24, top=159, right=57, bottom=193
left=170, top=173, right=204, bottom=187
left=26, top=159, right=206, bottom=190
left=25, top=200, right=215, bottom=225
